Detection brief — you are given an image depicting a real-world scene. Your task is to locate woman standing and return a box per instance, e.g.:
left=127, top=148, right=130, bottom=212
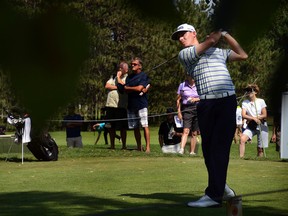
left=240, top=84, right=268, bottom=158
left=176, top=75, right=200, bottom=155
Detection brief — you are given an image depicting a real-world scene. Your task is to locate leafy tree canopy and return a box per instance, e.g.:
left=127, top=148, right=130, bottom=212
left=0, top=0, right=286, bottom=127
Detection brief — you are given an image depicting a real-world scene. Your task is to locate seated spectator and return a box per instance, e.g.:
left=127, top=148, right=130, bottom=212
left=158, top=108, right=183, bottom=153
left=240, top=84, right=268, bottom=157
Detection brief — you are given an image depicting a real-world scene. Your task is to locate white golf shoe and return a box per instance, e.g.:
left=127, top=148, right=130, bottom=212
left=223, top=184, right=236, bottom=201
left=187, top=195, right=221, bottom=208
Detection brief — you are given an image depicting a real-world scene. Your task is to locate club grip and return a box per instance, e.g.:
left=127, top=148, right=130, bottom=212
left=139, top=84, right=150, bottom=96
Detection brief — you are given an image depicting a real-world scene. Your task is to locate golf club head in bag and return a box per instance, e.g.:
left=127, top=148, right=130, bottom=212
left=5, top=108, right=58, bottom=161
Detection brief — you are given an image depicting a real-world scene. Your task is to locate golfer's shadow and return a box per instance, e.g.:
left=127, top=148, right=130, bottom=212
left=120, top=192, right=199, bottom=205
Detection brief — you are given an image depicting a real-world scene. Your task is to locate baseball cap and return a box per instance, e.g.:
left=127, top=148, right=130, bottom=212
left=171, top=23, right=196, bottom=40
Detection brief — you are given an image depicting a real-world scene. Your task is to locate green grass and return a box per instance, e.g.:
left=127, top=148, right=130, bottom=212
left=0, top=128, right=287, bottom=216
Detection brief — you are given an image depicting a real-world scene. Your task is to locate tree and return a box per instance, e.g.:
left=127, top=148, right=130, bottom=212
left=68, top=0, right=210, bottom=117
left=0, top=0, right=286, bottom=128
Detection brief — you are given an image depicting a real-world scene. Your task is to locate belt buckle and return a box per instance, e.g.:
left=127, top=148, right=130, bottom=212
left=216, top=93, right=222, bottom=99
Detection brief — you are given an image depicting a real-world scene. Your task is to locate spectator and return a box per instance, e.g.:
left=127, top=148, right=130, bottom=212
left=240, top=84, right=268, bottom=158
left=233, top=106, right=243, bottom=144
left=0, top=125, right=6, bottom=135
left=99, top=107, right=109, bottom=145
left=176, top=75, right=200, bottom=155
left=92, top=122, right=121, bottom=145
left=122, top=57, right=150, bottom=152
left=271, top=110, right=281, bottom=153
left=158, top=108, right=183, bottom=153
left=171, top=23, right=247, bottom=207
left=63, top=105, right=83, bottom=148
left=105, top=61, right=129, bottom=150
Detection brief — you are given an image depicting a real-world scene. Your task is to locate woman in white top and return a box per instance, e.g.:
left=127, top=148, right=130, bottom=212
left=240, top=84, right=268, bottom=158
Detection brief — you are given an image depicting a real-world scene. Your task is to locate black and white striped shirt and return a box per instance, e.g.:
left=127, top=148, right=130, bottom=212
left=178, top=46, right=235, bottom=96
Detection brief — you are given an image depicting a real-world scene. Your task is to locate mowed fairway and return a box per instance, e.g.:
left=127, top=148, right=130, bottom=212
left=0, top=129, right=287, bottom=216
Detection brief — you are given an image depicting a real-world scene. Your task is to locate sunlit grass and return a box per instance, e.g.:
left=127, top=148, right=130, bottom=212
left=0, top=128, right=287, bottom=216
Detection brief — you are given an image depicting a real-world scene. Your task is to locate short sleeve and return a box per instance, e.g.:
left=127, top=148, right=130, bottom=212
left=222, top=49, right=231, bottom=62
left=177, top=82, right=183, bottom=95
left=260, top=99, right=267, bottom=109
left=106, top=77, right=115, bottom=85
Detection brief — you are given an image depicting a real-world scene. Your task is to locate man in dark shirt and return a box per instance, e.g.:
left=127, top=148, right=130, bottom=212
left=63, top=105, right=83, bottom=148
left=158, top=108, right=183, bottom=153
left=124, top=57, right=150, bottom=152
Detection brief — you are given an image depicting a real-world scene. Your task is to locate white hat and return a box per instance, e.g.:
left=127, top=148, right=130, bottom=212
left=171, top=23, right=196, bottom=40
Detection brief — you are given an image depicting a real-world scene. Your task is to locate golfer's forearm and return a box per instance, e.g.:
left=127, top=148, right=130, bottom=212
left=206, top=31, right=221, bottom=46
left=223, top=33, right=248, bottom=59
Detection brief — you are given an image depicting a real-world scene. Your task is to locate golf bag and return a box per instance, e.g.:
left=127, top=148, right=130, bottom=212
left=7, top=111, right=58, bottom=161
left=27, top=133, right=58, bottom=161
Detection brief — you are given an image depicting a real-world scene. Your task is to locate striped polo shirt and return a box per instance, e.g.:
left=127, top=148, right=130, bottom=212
left=178, top=46, right=235, bottom=96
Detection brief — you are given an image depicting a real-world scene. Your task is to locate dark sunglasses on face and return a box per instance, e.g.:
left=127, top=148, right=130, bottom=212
left=244, top=88, right=255, bottom=93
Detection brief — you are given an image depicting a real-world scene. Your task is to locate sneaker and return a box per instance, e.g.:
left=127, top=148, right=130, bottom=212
left=223, top=184, right=236, bottom=201
left=189, top=152, right=196, bottom=156
left=187, top=195, right=221, bottom=208
left=178, top=148, right=184, bottom=154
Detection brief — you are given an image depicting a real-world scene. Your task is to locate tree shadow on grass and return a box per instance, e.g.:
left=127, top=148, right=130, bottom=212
left=0, top=191, right=128, bottom=216
left=115, top=191, right=288, bottom=216
left=0, top=191, right=287, bottom=216
left=0, top=191, right=222, bottom=216
left=0, top=156, right=37, bottom=163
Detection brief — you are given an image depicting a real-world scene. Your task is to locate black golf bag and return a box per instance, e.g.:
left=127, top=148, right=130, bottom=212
left=7, top=111, right=58, bottom=161
left=27, top=133, right=59, bottom=161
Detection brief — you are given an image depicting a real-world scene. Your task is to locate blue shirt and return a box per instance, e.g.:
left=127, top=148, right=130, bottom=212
left=126, top=71, right=149, bottom=110
left=96, top=123, right=106, bottom=132
left=178, top=46, right=235, bottom=96
left=63, top=114, right=82, bottom=138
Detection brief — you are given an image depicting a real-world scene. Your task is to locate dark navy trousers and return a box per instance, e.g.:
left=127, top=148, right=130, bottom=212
left=197, top=95, right=237, bottom=203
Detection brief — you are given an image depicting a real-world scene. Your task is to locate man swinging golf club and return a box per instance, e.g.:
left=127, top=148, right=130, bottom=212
left=171, top=23, right=248, bottom=207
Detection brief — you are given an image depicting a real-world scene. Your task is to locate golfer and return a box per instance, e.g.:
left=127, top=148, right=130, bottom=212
left=171, top=24, right=248, bottom=207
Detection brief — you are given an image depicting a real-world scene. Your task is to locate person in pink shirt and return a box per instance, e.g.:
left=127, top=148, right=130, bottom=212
left=176, top=75, right=200, bottom=155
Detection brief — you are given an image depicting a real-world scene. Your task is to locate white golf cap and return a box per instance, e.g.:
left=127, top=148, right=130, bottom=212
left=171, top=23, right=196, bottom=40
